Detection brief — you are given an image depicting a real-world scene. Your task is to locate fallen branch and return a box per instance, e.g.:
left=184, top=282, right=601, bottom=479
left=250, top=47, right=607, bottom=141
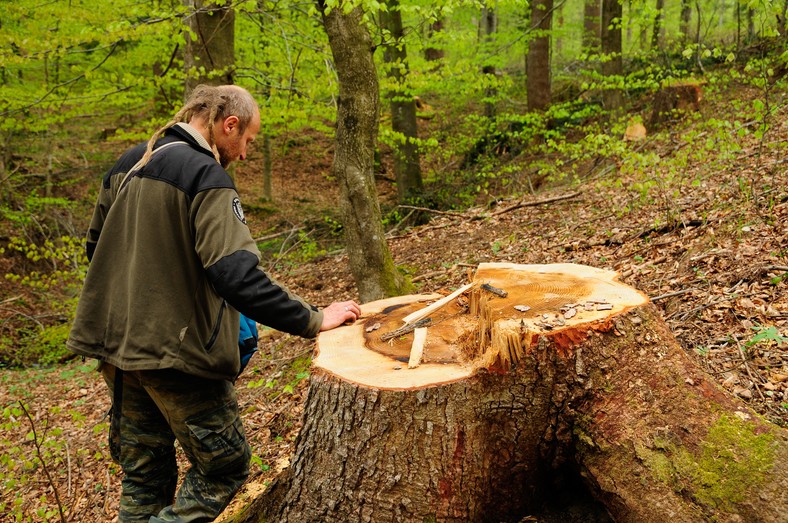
left=0, top=295, right=22, bottom=306
left=254, top=225, right=304, bottom=243
left=734, top=337, right=766, bottom=401
left=490, top=191, right=582, bottom=217
left=396, top=205, right=469, bottom=218
left=20, top=402, right=67, bottom=523
left=651, top=288, right=697, bottom=302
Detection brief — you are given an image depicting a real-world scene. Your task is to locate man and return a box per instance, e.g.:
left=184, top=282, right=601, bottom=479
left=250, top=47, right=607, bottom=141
left=67, top=84, right=360, bottom=522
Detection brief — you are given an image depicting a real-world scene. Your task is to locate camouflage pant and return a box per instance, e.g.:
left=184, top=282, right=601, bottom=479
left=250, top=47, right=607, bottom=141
left=100, top=364, right=251, bottom=523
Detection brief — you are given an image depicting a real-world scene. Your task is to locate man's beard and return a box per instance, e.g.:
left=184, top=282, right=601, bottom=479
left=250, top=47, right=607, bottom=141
left=218, top=147, right=232, bottom=168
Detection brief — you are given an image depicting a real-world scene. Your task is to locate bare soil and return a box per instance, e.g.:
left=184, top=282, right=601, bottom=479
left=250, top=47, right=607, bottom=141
left=1, top=83, right=786, bottom=522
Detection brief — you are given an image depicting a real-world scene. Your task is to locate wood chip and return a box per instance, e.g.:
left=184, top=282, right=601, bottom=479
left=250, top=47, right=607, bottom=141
left=564, top=308, right=577, bottom=319
left=365, top=323, right=381, bottom=333
left=408, top=327, right=428, bottom=369
left=514, top=305, right=531, bottom=312
left=596, top=303, right=614, bottom=311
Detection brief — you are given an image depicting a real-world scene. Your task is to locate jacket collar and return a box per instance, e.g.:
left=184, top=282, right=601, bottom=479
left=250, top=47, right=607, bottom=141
left=164, top=124, right=219, bottom=162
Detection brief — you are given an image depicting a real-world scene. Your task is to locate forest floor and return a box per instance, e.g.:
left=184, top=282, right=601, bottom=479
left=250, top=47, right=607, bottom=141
left=1, top=79, right=787, bottom=522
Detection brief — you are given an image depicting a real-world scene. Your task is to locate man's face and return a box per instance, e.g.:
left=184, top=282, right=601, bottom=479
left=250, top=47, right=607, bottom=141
left=217, top=110, right=261, bottom=168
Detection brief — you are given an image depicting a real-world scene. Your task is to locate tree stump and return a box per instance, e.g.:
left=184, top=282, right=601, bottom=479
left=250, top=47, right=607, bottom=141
left=234, top=263, right=788, bottom=523
left=649, top=81, right=703, bottom=128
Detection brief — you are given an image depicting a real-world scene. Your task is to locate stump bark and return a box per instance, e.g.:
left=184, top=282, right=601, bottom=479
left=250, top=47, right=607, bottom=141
left=234, top=263, right=788, bottom=523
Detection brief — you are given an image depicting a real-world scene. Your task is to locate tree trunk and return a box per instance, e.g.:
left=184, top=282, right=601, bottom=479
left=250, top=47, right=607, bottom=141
left=183, top=0, right=235, bottom=97
left=780, top=0, right=788, bottom=38
left=380, top=0, right=423, bottom=204
left=583, top=0, right=601, bottom=53
left=680, top=0, right=692, bottom=42
left=526, top=0, right=553, bottom=112
left=481, top=6, right=497, bottom=119
left=746, top=6, right=755, bottom=42
left=252, top=2, right=273, bottom=202
left=317, top=1, right=408, bottom=303
left=232, top=263, right=788, bottom=522
left=600, top=0, right=623, bottom=111
left=651, top=0, right=664, bottom=50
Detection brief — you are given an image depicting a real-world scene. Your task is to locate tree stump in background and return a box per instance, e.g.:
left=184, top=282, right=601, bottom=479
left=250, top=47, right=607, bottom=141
left=234, top=263, right=788, bottom=523
left=649, top=81, right=703, bottom=128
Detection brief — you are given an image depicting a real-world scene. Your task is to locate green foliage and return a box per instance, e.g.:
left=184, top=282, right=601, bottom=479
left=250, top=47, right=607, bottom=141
left=0, top=401, right=70, bottom=522
left=247, top=352, right=312, bottom=397
left=745, top=325, right=788, bottom=350
left=1, top=191, right=87, bottom=366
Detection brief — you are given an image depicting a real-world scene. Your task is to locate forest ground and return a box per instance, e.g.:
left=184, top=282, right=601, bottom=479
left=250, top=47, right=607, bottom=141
left=1, top=77, right=786, bottom=522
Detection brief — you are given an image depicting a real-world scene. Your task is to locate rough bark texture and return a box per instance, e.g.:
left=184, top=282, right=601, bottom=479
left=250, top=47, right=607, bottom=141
left=319, top=1, right=408, bottom=302
left=570, top=304, right=788, bottom=522
left=526, top=0, right=553, bottom=112
left=380, top=0, right=423, bottom=204
left=184, top=0, right=235, bottom=97
left=234, top=264, right=788, bottom=522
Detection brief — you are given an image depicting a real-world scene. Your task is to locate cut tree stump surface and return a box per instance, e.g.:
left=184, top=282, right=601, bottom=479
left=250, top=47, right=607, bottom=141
left=236, top=262, right=787, bottom=523
left=314, top=262, right=649, bottom=389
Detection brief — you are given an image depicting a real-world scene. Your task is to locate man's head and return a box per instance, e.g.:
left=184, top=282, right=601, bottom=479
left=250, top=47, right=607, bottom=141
left=141, top=84, right=260, bottom=168
left=186, top=85, right=261, bottom=168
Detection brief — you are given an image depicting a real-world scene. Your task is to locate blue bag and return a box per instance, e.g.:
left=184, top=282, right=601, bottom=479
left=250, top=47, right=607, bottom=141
left=238, top=314, right=259, bottom=375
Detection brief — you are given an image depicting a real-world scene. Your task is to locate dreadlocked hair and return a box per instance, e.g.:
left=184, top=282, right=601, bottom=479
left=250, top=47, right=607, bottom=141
left=138, top=84, right=258, bottom=167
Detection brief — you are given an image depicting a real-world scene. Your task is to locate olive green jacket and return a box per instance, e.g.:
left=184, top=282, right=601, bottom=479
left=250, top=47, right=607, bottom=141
left=67, top=125, right=322, bottom=380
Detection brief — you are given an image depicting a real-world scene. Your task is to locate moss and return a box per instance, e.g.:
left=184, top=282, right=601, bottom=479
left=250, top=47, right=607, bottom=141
left=636, top=444, right=677, bottom=485
left=641, top=414, right=776, bottom=511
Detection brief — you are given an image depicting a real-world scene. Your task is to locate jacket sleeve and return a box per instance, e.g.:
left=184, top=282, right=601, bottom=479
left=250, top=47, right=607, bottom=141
left=85, top=188, right=112, bottom=262
left=192, top=185, right=323, bottom=338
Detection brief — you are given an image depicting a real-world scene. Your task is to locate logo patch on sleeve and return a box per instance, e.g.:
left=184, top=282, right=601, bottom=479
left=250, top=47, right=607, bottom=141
left=232, top=197, right=246, bottom=224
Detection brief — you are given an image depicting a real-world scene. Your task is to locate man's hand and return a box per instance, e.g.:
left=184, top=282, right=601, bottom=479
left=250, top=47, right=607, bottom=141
left=320, top=300, right=361, bottom=331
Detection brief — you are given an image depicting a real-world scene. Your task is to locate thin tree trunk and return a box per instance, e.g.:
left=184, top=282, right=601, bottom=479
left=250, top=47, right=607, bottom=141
left=651, top=0, right=664, bottom=49
left=555, top=1, right=564, bottom=59
left=526, top=0, right=553, bottom=112
left=481, top=6, right=497, bottom=119
left=781, top=0, right=788, bottom=37
left=315, top=0, right=408, bottom=302
left=254, top=2, right=273, bottom=202
left=380, top=0, right=423, bottom=204
left=680, top=0, right=692, bottom=42
left=600, top=0, right=623, bottom=111
left=747, top=7, right=755, bottom=41
left=183, top=0, right=235, bottom=97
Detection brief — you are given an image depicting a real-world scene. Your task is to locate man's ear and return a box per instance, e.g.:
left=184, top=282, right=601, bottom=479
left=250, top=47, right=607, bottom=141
left=223, top=115, right=240, bottom=134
